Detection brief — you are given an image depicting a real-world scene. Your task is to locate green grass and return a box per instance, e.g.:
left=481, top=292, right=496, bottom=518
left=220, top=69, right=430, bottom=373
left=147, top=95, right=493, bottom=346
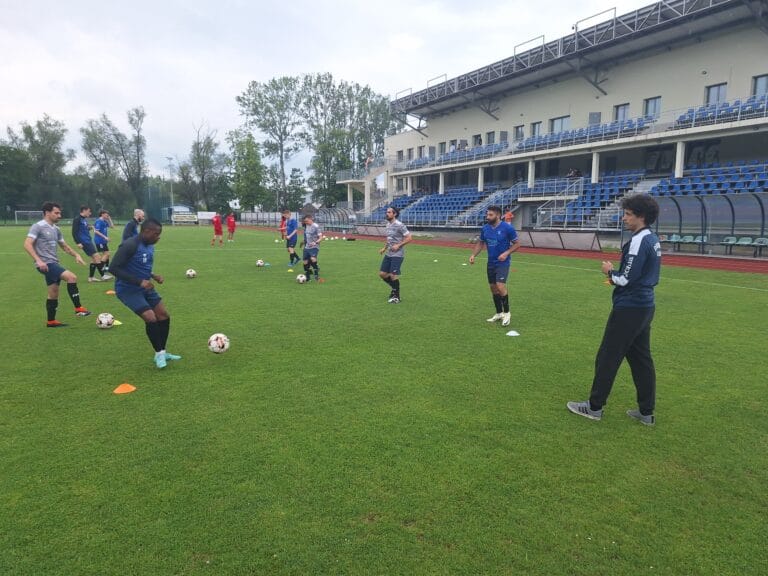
left=1, top=225, right=766, bottom=575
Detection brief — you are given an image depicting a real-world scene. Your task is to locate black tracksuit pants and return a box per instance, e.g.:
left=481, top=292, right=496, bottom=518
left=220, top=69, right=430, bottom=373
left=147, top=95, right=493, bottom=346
left=590, top=306, right=656, bottom=415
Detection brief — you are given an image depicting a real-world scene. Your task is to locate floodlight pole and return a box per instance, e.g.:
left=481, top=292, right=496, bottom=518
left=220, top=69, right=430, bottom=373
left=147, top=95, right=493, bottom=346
left=165, top=156, right=175, bottom=224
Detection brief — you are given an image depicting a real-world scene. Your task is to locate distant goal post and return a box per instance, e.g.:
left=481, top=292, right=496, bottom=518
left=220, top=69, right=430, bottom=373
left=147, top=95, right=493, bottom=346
left=14, top=210, right=43, bottom=225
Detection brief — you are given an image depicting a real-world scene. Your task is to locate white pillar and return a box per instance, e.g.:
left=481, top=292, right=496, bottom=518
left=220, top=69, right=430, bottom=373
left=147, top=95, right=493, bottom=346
left=527, top=159, right=535, bottom=189
left=675, top=141, right=686, bottom=178
left=406, top=176, right=412, bottom=196
left=364, top=179, right=371, bottom=214
left=591, top=152, right=600, bottom=184
left=439, top=172, right=445, bottom=194
left=478, top=166, right=485, bottom=193
left=347, top=184, right=353, bottom=206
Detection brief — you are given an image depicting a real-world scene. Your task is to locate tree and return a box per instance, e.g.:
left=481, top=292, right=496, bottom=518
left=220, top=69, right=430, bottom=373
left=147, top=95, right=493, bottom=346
left=236, top=77, right=303, bottom=203
left=189, top=125, right=232, bottom=210
left=79, top=107, right=147, bottom=206
left=6, top=114, right=74, bottom=204
left=0, top=145, right=34, bottom=217
left=227, top=129, right=267, bottom=211
left=285, top=168, right=307, bottom=210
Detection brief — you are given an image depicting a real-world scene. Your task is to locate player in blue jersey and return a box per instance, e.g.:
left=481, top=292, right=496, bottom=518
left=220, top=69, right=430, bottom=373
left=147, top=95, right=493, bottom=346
left=567, top=194, right=661, bottom=426
left=283, top=209, right=300, bottom=266
left=24, top=201, right=92, bottom=327
left=71, top=205, right=107, bottom=282
left=93, top=209, right=114, bottom=280
left=122, top=208, right=145, bottom=242
left=469, top=205, right=520, bottom=327
left=110, top=218, right=181, bottom=369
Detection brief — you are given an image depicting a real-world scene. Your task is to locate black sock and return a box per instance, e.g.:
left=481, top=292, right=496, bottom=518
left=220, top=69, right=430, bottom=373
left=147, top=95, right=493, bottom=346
left=382, top=277, right=394, bottom=288
left=97, top=262, right=105, bottom=276
left=303, top=263, right=311, bottom=278
left=89, top=263, right=96, bottom=278
left=158, top=318, right=170, bottom=350
left=392, top=279, right=400, bottom=296
left=145, top=321, right=164, bottom=352
left=103, top=257, right=110, bottom=270
left=311, top=262, right=319, bottom=278
left=501, top=294, right=509, bottom=313
left=67, top=283, right=82, bottom=308
left=493, top=294, right=502, bottom=313
left=46, top=299, right=58, bottom=321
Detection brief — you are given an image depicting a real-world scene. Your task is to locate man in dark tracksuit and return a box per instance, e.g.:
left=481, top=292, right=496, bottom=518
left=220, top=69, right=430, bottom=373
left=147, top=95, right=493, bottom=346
left=568, top=194, right=661, bottom=426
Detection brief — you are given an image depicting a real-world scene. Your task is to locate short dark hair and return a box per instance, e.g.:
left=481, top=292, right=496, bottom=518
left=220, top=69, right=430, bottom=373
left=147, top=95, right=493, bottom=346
left=621, top=194, right=659, bottom=226
left=387, top=206, right=400, bottom=217
left=141, top=218, right=163, bottom=231
left=80, top=205, right=91, bottom=212
left=99, top=209, right=109, bottom=216
left=487, top=205, right=502, bottom=216
left=42, top=201, right=61, bottom=214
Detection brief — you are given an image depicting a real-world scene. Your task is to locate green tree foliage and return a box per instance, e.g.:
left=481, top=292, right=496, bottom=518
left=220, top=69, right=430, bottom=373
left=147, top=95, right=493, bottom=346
left=285, top=168, right=307, bottom=210
left=227, top=129, right=267, bottom=211
left=189, top=125, right=232, bottom=210
left=79, top=107, right=147, bottom=207
left=0, top=145, right=34, bottom=216
left=174, top=161, right=198, bottom=209
left=236, top=77, right=303, bottom=202
left=5, top=114, right=74, bottom=205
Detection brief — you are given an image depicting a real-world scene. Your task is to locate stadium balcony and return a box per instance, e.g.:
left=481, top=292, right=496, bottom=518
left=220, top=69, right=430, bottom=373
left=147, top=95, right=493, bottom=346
left=397, top=185, right=497, bottom=226
left=649, top=162, right=768, bottom=197
left=673, top=94, right=768, bottom=129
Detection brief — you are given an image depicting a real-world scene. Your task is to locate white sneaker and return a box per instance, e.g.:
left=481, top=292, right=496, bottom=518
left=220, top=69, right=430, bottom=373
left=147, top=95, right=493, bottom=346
left=501, top=312, right=511, bottom=326
left=88, top=277, right=101, bottom=283
left=101, top=273, right=113, bottom=280
left=487, top=313, right=503, bottom=322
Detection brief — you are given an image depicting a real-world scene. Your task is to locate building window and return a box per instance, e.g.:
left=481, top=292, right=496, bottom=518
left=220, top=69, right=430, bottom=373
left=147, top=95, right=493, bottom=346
left=644, top=96, right=661, bottom=118
left=449, top=139, right=457, bottom=152
left=407, top=148, right=414, bottom=161
left=549, top=115, right=570, bottom=133
left=705, top=83, right=727, bottom=104
left=472, top=134, right=482, bottom=146
left=513, top=125, right=524, bottom=140
left=499, top=131, right=508, bottom=143
left=417, top=145, right=425, bottom=158
left=397, top=178, right=404, bottom=191
left=753, top=75, right=768, bottom=96
left=614, top=103, right=630, bottom=121
left=438, top=142, right=446, bottom=155
left=530, top=122, right=542, bottom=137
left=588, top=112, right=601, bottom=125
left=397, top=150, right=404, bottom=163
left=486, top=131, right=495, bottom=145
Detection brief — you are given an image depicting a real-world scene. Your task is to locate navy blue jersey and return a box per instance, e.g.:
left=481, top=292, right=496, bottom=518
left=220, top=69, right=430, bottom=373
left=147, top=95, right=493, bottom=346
left=72, top=215, right=92, bottom=245
left=609, top=228, right=661, bottom=308
left=480, top=221, right=518, bottom=265
left=285, top=218, right=298, bottom=239
left=111, top=235, right=155, bottom=288
left=94, top=218, right=110, bottom=243
left=122, top=219, right=140, bottom=242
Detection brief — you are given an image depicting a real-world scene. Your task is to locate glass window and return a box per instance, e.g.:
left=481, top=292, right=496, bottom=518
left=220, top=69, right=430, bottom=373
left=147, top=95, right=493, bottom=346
left=644, top=96, right=661, bottom=118
left=513, top=125, right=524, bottom=140
left=614, top=103, right=630, bottom=121
left=530, top=122, right=542, bottom=137
left=417, top=145, right=425, bottom=158
left=499, top=131, right=508, bottom=143
left=588, top=112, right=602, bottom=125
left=438, top=142, right=446, bottom=155
left=397, top=150, right=404, bottom=162
left=472, top=134, right=482, bottom=146
left=753, top=75, right=768, bottom=96
left=449, top=139, right=457, bottom=152
left=705, top=83, right=727, bottom=104
left=486, top=131, right=495, bottom=145
left=549, top=115, right=570, bottom=133
left=407, top=148, right=413, bottom=161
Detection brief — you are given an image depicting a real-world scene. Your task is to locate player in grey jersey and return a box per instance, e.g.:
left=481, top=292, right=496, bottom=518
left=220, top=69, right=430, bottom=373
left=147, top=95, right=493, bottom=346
left=23, top=201, right=91, bottom=327
left=378, top=207, right=412, bottom=303
left=301, top=214, right=324, bottom=282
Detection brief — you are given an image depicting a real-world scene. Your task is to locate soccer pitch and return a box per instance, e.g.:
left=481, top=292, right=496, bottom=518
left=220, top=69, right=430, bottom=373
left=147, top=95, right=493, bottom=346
left=1, top=225, right=766, bottom=575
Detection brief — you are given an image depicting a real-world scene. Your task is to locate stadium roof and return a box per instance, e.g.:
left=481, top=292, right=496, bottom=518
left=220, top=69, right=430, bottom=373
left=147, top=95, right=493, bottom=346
left=391, top=0, right=767, bottom=120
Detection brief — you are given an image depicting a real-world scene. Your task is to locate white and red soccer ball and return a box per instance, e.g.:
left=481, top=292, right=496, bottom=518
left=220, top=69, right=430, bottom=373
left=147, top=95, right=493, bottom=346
left=207, top=333, right=230, bottom=353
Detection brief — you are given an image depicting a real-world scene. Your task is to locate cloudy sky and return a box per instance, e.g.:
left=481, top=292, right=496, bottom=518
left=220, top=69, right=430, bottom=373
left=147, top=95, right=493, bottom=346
left=1, top=0, right=650, bottom=175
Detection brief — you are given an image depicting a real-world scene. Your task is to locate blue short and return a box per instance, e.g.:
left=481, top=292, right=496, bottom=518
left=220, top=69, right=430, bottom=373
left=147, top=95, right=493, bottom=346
left=487, top=262, right=510, bottom=284
left=286, top=238, right=297, bottom=248
left=96, top=243, right=109, bottom=252
left=380, top=256, right=404, bottom=276
left=117, top=286, right=162, bottom=315
left=37, top=262, right=67, bottom=286
left=80, top=242, right=97, bottom=257
left=303, top=247, right=319, bottom=260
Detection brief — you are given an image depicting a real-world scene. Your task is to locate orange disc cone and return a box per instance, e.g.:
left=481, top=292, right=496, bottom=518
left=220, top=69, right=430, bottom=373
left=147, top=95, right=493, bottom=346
left=113, top=383, right=136, bottom=394
left=105, top=290, right=116, bottom=295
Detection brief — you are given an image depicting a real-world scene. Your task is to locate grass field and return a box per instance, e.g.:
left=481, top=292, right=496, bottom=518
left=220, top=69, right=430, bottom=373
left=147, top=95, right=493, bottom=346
left=1, top=224, right=766, bottom=575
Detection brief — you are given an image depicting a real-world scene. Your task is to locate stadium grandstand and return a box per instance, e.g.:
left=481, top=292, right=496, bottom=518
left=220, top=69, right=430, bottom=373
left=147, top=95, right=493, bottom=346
left=337, top=0, right=768, bottom=256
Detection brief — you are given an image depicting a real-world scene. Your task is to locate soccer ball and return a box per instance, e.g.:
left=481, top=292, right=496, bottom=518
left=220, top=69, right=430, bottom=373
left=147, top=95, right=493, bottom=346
left=256, top=259, right=265, bottom=267
left=96, top=312, right=114, bottom=329
left=296, top=274, right=307, bottom=283
left=208, top=333, right=230, bottom=353
left=186, top=269, right=197, bottom=278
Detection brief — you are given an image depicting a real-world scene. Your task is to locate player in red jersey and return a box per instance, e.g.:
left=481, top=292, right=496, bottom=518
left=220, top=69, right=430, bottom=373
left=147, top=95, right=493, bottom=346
left=226, top=212, right=236, bottom=242
left=211, top=212, right=223, bottom=246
